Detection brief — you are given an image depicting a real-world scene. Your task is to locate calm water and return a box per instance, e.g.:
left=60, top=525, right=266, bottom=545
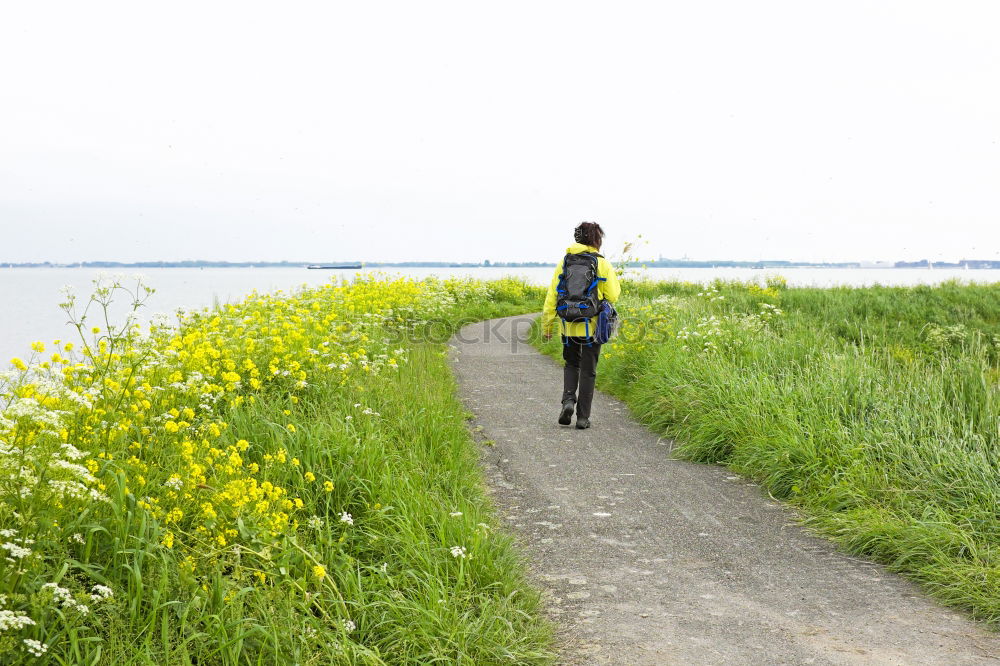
left=2, top=266, right=999, bottom=364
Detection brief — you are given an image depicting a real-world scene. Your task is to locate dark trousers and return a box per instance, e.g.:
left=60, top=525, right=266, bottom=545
left=561, top=336, right=602, bottom=419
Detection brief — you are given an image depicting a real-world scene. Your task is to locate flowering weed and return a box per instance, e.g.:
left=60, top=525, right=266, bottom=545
left=1, top=274, right=551, bottom=664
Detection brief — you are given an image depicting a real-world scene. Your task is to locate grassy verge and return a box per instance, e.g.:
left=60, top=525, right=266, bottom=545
left=537, top=277, right=1000, bottom=626
left=1, top=276, right=550, bottom=664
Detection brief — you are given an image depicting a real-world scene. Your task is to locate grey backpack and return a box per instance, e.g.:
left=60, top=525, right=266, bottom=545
left=556, top=252, right=604, bottom=325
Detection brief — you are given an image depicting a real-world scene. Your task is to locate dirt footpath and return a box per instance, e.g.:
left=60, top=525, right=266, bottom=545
left=449, top=314, right=1000, bottom=665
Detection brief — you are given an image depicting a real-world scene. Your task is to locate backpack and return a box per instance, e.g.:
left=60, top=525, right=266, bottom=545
left=556, top=252, right=605, bottom=329
left=594, top=300, right=620, bottom=344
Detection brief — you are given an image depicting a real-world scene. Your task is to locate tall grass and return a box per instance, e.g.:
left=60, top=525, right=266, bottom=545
left=1, top=275, right=550, bottom=664
left=539, top=277, right=1000, bottom=625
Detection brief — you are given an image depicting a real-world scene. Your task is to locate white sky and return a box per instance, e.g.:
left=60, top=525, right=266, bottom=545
left=1, top=1, right=998, bottom=264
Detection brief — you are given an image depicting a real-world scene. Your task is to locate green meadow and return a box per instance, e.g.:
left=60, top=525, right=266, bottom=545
left=3, top=273, right=998, bottom=664
left=540, top=277, right=1000, bottom=625
left=0, top=276, right=551, bottom=665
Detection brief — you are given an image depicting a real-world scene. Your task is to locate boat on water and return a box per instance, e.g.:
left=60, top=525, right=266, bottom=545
left=306, top=264, right=364, bottom=270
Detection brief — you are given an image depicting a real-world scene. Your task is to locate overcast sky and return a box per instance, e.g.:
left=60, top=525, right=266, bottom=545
left=1, top=1, right=997, bottom=264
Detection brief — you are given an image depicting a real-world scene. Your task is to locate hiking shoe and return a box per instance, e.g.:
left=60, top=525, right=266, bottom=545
left=575, top=417, right=591, bottom=430
left=558, top=401, right=574, bottom=426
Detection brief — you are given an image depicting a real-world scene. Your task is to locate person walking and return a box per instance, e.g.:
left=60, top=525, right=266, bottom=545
left=542, top=222, right=621, bottom=429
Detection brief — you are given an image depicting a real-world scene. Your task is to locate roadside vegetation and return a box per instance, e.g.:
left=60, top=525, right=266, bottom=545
left=539, top=277, right=1000, bottom=626
left=1, top=275, right=550, bottom=664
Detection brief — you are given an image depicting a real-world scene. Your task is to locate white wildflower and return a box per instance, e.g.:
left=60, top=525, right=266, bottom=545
left=1, top=542, right=31, bottom=559
left=90, top=585, right=113, bottom=601
left=59, top=442, right=87, bottom=460
left=449, top=511, right=463, bottom=518
left=339, top=512, right=354, bottom=526
left=23, top=639, right=48, bottom=657
left=50, top=459, right=96, bottom=483
left=450, top=545, right=467, bottom=559
left=48, top=479, right=109, bottom=503
left=342, top=619, right=356, bottom=632
left=41, top=582, right=90, bottom=614
left=0, top=610, right=35, bottom=631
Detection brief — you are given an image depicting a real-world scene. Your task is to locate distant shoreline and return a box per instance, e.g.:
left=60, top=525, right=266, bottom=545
left=3, top=260, right=1000, bottom=270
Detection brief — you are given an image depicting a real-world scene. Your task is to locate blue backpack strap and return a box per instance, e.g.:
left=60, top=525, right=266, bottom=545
left=582, top=253, right=605, bottom=295
left=556, top=254, right=570, bottom=293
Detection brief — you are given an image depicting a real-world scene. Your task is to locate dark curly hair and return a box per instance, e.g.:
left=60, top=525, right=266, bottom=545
left=574, top=222, right=605, bottom=250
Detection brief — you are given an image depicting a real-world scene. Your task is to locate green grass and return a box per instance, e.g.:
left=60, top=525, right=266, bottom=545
left=204, top=343, right=554, bottom=664
left=1, top=277, right=552, bottom=665
left=95, top=344, right=554, bottom=664
left=536, top=277, right=1000, bottom=626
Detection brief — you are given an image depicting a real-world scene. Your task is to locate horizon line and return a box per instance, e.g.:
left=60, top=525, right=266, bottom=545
left=4, top=258, right=1000, bottom=268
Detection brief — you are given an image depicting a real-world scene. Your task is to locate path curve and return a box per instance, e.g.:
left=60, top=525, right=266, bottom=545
left=449, top=314, right=1000, bottom=666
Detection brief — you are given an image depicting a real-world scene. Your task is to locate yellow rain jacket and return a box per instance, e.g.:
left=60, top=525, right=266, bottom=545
left=542, top=243, right=621, bottom=338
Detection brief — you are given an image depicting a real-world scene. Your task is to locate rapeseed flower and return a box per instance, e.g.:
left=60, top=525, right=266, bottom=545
left=0, top=273, right=491, bottom=658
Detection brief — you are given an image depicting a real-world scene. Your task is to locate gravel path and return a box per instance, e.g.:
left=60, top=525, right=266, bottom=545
left=449, top=314, right=1000, bottom=666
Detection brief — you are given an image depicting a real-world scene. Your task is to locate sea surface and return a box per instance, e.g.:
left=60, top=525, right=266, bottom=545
left=2, top=265, right=999, bottom=364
